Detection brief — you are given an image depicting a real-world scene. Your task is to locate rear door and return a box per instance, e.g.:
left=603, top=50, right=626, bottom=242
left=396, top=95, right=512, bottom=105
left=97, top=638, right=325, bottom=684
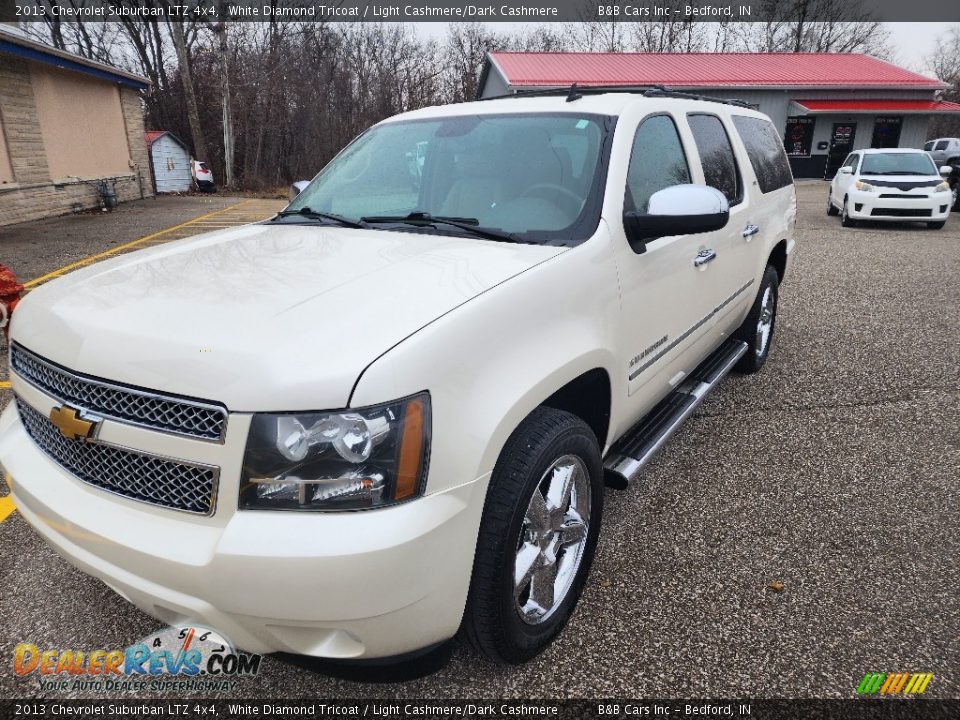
left=681, top=112, right=756, bottom=337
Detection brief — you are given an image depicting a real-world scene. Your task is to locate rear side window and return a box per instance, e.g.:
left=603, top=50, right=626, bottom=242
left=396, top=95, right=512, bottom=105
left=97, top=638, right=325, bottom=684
left=687, top=114, right=742, bottom=205
left=731, top=115, right=793, bottom=193
left=935, top=140, right=949, bottom=151
left=624, top=114, right=691, bottom=213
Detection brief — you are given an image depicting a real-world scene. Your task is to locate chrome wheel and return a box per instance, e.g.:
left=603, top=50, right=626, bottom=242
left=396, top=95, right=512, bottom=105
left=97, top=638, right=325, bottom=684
left=755, top=286, right=775, bottom=359
left=514, top=454, right=591, bottom=625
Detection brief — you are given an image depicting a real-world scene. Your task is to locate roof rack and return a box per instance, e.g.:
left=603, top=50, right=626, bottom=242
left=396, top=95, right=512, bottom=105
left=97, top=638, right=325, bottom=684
left=480, top=83, right=754, bottom=109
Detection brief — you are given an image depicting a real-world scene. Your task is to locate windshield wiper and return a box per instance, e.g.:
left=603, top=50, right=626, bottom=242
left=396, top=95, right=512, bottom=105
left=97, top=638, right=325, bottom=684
left=274, top=206, right=368, bottom=229
left=361, top=212, right=528, bottom=244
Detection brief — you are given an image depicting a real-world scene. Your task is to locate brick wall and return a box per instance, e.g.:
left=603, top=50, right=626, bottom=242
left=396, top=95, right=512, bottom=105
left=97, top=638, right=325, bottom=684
left=0, top=57, right=153, bottom=228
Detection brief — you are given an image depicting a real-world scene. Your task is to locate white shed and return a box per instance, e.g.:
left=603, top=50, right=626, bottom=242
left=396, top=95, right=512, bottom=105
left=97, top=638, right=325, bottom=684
left=145, top=131, right=191, bottom=193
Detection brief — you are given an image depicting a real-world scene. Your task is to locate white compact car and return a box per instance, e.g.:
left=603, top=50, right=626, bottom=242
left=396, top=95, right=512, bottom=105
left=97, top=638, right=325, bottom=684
left=0, top=88, right=796, bottom=665
left=827, top=148, right=952, bottom=229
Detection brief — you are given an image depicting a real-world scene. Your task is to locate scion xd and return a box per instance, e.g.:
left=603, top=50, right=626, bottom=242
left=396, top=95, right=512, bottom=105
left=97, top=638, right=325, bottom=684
left=0, top=88, right=795, bottom=664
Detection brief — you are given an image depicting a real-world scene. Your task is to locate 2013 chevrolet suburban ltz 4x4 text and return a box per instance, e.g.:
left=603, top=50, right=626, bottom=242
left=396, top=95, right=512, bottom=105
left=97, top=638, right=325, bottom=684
left=0, top=88, right=796, bottom=665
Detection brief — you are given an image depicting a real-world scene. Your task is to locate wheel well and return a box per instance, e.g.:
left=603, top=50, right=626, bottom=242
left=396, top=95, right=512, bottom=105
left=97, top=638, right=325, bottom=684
left=541, top=368, right=611, bottom=448
left=768, top=239, right=788, bottom=284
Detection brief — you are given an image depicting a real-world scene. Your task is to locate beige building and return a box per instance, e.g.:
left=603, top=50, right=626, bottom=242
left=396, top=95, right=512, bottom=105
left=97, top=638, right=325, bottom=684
left=0, top=25, right=153, bottom=227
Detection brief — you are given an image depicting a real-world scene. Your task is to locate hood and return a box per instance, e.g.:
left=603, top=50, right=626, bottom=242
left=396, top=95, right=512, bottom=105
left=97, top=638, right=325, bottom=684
left=858, top=174, right=944, bottom=188
left=12, top=223, right=564, bottom=411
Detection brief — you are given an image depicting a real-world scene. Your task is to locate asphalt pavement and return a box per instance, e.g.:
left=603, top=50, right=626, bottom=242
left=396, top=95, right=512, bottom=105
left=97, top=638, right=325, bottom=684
left=0, top=181, right=957, bottom=699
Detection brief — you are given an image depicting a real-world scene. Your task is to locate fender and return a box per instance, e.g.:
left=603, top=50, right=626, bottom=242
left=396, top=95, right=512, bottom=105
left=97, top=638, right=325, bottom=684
left=350, top=229, right=622, bottom=497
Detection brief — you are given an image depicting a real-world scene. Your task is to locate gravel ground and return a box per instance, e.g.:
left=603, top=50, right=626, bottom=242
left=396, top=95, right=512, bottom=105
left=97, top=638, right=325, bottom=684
left=0, top=181, right=957, bottom=699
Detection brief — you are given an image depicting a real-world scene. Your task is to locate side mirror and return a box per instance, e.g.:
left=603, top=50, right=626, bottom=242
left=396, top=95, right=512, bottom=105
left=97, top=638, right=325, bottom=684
left=623, top=184, right=729, bottom=254
left=289, top=181, right=310, bottom=201
left=939, top=165, right=953, bottom=177
left=839, top=166, right=853, bottom=175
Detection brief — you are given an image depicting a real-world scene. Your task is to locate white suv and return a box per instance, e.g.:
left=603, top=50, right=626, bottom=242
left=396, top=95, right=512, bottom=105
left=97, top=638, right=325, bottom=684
left=0, top=88, right=796, bottom=665
left=828, top=148, right=953, bottom=229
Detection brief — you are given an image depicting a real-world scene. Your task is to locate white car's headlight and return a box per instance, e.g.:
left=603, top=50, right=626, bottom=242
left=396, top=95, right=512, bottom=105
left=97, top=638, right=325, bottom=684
left=240, top=393, right=430, bottom=511
left=935, top=181, right=950, bottom=193
left=855, top=181, right=878, bottom=192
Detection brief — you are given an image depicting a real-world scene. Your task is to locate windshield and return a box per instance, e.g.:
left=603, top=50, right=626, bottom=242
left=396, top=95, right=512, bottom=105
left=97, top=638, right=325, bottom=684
left=860, top=152, right=937, bottom=176
left=287, top=113, right=611, bottom=243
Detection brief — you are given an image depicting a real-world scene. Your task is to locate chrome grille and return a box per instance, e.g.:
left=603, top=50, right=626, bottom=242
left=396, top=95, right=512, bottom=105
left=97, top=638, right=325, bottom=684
left=16, top=398, right=218, bottom=515
left=10, top=344, right=227, bottom=441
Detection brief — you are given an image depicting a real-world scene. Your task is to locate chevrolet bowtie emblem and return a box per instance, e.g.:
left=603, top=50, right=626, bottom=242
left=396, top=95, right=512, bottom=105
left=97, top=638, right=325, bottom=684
left=49, top=405, right=98, bottom=441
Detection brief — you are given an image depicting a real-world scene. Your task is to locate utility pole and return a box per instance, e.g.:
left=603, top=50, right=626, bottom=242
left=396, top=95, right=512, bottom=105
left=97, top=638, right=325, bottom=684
left=215, top=13, right=234, bottom=188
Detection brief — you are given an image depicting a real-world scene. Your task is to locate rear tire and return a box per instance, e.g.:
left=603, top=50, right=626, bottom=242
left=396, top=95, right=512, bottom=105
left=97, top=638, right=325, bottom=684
left=827, top=191, right=839, bottom=216
left=841, top=197, right=857, bottom=227
left=927, top=221, right=946, bottom=230
left=734, top=265, right=779, bottom=374
left=461, top=407, right=604, bottom=664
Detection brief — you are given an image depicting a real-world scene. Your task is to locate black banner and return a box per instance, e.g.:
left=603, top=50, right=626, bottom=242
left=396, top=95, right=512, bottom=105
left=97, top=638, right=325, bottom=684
left=5, top=0, right=960, bottom=23
left=2, top=700, right=960, bottom=720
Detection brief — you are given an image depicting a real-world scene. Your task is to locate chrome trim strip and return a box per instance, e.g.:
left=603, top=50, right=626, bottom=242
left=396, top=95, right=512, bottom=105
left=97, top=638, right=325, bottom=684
left=10, top=343, right=228, bottom=444
left=14, top=394, right=220, bottom=517
left=628, top=279, right=754, bottom=381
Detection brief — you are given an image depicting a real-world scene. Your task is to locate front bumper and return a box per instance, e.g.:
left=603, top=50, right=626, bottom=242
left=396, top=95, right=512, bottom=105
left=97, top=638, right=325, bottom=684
left=0, top=400, right=487, bottom=659
left=846, top=189, right=951, bottom=222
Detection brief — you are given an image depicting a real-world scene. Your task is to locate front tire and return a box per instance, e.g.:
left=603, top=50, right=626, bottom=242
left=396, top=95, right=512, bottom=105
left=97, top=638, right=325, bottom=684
left=461, top=407, right=604, bottom=664
left=827, top=191, right=839, bottom=216
left=841, top=197, right=857, bottom=227
left=950, top=182, right=958, bottom=212
left=734, top=265, right=779, bottom=374
left=927, top=221, right=946, bottom=230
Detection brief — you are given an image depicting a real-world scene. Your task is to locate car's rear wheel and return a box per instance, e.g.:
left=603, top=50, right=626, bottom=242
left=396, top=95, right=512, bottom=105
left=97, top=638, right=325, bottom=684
left=841, top=197, right=857, bottom=227
left=734, top=265, right=779, bottom=374
left=461, top=407, right=603, bottom=664
left=827, top=191, right=839, bottom=216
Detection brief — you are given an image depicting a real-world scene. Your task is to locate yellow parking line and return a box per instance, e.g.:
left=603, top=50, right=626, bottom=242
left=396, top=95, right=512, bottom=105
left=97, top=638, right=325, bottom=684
left=24, top=200, right=256, bottom=289
left=0, top=473, right=14, bottom=522
left=0, top=380, right=10, bottom=389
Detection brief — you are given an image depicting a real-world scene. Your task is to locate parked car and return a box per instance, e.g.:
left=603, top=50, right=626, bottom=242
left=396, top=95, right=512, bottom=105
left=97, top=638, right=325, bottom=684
left=923, top=137, right=960, bottom=169
left=827, top=148, right=952, bottom=229
left=192, top=160, right=216, bottom=192
left=0, top=89, right=796, bottom=665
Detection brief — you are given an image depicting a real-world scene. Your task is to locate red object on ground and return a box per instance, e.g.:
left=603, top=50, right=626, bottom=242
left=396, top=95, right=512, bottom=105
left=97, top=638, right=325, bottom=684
left=0, top=264, right=24, bottom=337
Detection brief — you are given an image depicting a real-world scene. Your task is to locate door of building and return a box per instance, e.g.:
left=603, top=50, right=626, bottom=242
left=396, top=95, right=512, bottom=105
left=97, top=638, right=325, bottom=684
left=825, top=123, right=857, bottom=178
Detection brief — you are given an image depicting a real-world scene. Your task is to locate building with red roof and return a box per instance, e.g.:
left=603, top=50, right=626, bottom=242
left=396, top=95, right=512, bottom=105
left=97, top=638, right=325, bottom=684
left=479, top=52, right=960, bottom=178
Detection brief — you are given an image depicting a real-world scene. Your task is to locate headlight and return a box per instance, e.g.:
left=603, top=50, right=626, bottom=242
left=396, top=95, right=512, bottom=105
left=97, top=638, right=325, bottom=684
left=240, top=393, right=430, bottom=511
left=935, top=181, right=950, bottom=193
left=855, top=181, right=878, bottom=192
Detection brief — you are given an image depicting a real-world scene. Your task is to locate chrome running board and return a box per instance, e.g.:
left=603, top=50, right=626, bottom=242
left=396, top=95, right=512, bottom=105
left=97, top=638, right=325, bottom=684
left=603, top=339, right=748, bottom=489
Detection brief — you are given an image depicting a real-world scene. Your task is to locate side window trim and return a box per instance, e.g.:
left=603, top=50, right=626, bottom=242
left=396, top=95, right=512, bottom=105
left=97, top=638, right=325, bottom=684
left=686, top=112, right=744, bottom=207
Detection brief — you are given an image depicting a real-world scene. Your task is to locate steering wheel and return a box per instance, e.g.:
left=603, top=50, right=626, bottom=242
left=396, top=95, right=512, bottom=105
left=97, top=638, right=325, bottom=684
left=521, top=183, right=583, bottom=206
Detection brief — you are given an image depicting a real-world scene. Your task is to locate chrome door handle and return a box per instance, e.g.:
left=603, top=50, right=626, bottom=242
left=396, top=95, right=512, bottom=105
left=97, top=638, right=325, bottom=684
left=693, top=249, right=717, bottom=267
left=742, top=224, right=760, bottom=238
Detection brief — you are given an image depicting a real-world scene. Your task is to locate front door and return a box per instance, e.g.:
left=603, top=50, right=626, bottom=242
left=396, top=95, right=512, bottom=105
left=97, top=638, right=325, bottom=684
left=825, top=123, right=857, bottom=178
left=614, top=113, right=723, bottom=418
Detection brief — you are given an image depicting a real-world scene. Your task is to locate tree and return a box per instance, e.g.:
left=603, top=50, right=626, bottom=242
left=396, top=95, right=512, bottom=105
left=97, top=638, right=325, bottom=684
left=170, top=19, right=209, bottom=163
left=925, top=25, right=960, bottom=138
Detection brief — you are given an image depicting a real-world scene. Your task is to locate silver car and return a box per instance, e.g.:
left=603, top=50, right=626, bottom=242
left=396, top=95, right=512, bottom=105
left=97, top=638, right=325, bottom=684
left=924, top=137, right=960, bottom=167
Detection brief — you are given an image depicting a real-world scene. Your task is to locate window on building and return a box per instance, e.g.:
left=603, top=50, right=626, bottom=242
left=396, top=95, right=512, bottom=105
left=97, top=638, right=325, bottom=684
left=731, top=115, right=793, bottom=193
left=30, top=64, right=131, bottom=180
left=623, top=114, right=691, bottom=213
left=687, top=113, right=742, bottom=204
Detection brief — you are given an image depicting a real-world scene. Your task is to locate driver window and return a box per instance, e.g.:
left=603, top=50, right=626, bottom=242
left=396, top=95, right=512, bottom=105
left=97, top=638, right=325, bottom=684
left=624, top=115, right=691, bottom=213
left=843, top=154, right=859, bottom=172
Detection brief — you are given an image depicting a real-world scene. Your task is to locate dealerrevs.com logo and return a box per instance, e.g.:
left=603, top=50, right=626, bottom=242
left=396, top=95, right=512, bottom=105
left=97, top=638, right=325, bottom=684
left=856, top=672, right=934, bottom=696
left=13, top=626, right=261, bottom=693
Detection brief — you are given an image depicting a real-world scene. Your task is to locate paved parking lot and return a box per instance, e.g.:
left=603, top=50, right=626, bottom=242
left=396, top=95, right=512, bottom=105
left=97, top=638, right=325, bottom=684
left=0, top=181, right=957, bottom=699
